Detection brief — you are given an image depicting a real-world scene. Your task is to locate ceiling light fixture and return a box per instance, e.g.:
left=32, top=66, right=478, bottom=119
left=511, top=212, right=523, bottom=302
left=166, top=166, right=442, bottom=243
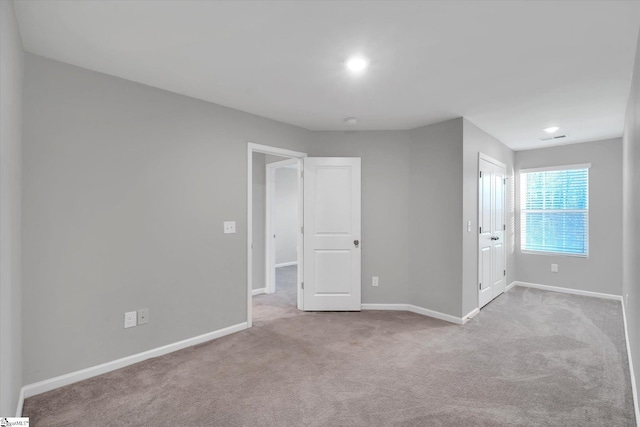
left=346, top=57, right=368, bottom=73
left=344, top=117, right=359, bottom=125
left=543, top=126, right=560, bottom=134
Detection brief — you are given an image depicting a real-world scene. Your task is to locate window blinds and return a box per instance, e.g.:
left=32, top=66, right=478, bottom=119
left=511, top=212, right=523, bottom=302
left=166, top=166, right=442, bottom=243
left=520, top=166, right=589, bottom=256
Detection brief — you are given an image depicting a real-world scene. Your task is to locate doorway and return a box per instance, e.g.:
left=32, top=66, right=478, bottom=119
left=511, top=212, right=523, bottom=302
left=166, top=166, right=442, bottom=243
left=247, top=144, right=363, bottom=327
left=265, top=158, right=300, bottom=297
left=247, top=143, right=306, bottom=328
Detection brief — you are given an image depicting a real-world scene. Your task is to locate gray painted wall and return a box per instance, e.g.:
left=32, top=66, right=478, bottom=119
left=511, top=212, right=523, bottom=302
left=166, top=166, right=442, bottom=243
left=622, top=29, right=640, bottom=403
left=308, top=131, right=412, bottom=305
left=0, top=0, right=23, bottom=415
left=515, top=139, right=623, bottom=295
left=274, top=167, right=298, bottom=265
left=22, top=54, right=310, bottom=384
left=252, top=152, right=266, bottom=290
left=408, top=119, right=464, bottom=317
left=308, top=119, right=509, bottom=319
left=462, top=120, right=515, bottom=317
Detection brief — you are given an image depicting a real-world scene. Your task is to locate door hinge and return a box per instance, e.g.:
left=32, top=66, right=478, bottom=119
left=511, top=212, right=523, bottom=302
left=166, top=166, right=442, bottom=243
left=479, top=283, right=482, bottom=290
left=301, top=226, right=304, bottom=234
left=479, top=226, right=482, bottom=234
left=504, top=178, right=507, bottom=185
left=503, top=224, right=506, bottom=231
left=301, top=282, right=304, bottom=289
left=479, top=171, right=482, bottom=178
left=504, top=270, right=506, bottom=276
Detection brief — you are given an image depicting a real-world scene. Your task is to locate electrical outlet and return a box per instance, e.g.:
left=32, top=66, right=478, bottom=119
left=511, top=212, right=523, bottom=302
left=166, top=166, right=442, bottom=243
left=124, top=311, right=137, bottom=329
left=551, top=264, right=558, bottom=273
left=224, top=221, right=236, bottom=234
left=372, top=276, right=379, bottom=287
left=137, top=308, right=149, bottom=325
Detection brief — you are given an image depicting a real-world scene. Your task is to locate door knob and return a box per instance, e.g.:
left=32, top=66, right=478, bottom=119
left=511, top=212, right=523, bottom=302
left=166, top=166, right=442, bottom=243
left=354, top=240, right=360, bottom=247
left=491, top=236, right=499, bottom=241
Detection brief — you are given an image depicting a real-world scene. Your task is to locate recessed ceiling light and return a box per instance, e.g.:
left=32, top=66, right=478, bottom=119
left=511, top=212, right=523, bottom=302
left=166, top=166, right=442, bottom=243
left=344, top=117, right=359, bottom=125
left=346, top=57, right=368, bottom=73
left=543, top=126, right=560, bottom=134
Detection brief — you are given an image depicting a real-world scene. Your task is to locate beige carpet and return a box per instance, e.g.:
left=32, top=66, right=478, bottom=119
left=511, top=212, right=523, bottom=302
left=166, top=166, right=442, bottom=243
left=23, top=267, right=636, bottom=426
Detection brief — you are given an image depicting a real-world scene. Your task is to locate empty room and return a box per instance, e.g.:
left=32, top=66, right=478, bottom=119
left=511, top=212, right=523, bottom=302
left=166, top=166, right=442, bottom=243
left=2, top=1, right=640, bottom=426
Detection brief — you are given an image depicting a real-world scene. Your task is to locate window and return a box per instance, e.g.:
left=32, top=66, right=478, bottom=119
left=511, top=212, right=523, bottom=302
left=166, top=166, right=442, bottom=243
left=520, top=164, right=589, bottom=257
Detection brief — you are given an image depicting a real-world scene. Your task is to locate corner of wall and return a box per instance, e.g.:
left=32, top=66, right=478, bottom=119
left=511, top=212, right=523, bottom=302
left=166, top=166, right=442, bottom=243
left=461, top=120, right=516, bottom=317
left=621, top=23, right=640, bottom=422
left=0, top=0, right=24, bottom=417
left=408, top=118, right=464, bottom=317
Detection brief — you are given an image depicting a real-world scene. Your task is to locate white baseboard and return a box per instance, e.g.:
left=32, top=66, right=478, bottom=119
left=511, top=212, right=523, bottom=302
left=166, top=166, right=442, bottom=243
left=361, top=303, right=409, bottom=311
left=407, top=305, right=464, bottom=325
left=622, top=299, right=640, bottom=425
left=506, top=281, right=517, bottom=292
left=17, top=321, right=248, bottom=410
left=252, top=288, right=266, bottom=296
left=361, top=303, right=466, bottom=325
left=275, top=261, right=297, bottom=268
left=462, top=307, right=480, bottom=324
left=513, top=281, right=622, bottom=301
left=15, top=386, right=24, bottom=417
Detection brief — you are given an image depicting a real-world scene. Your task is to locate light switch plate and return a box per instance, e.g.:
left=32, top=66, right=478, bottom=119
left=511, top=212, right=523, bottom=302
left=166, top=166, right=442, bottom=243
left=551, top=264, right=558, bottom=273
left=372, top=276, right=379, bottom=287
left=224, top=221, right=236, bottom=234
left=124, top=311, right=137, bottom=328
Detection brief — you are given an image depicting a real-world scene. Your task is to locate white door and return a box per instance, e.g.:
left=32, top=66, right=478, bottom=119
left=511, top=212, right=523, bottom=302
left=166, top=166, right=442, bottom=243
left=303, top=157, right=361, bottom=311
left=478, top=156, right=506, bottom=308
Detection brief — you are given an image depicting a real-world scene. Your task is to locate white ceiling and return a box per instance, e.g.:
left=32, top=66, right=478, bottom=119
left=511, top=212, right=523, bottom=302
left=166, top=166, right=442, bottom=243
left=13, top=0, right=640, bottom=150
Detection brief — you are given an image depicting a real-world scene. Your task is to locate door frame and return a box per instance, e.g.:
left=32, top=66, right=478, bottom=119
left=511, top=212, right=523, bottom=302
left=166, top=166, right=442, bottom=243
left=265, top=158, right=300, bottom=295
left=478, top=152, right=507, bottom=308
left=247, top=143, right=306, bottom=328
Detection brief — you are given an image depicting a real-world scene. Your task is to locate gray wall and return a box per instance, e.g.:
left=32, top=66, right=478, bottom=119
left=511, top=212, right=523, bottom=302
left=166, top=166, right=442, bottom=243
left=252, top=152, right=266, bottom=290
left=515, top=139, right=623, bottom=295
left=308, top=118, right=510, bottom=319
left=274, top=167, right=298, bottom=265
left=462, top=120, right=515, bottom=316
left=622, top=29, right=640, bottom=403
left=408, top=119, right=464, bottom=317
left=308, top=131, right=412, bottom=305
left=0, top=0, right=23, bottom=415
left=22, top=54, right=310, bottom=384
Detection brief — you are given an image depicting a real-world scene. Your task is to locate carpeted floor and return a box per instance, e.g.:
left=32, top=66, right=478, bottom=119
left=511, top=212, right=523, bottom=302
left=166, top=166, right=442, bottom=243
left=23, top=267, right=636, bottom=426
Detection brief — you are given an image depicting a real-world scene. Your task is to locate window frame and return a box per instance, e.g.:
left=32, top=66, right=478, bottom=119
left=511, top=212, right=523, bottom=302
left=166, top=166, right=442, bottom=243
left=519, top=163, right=590, bottom=258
